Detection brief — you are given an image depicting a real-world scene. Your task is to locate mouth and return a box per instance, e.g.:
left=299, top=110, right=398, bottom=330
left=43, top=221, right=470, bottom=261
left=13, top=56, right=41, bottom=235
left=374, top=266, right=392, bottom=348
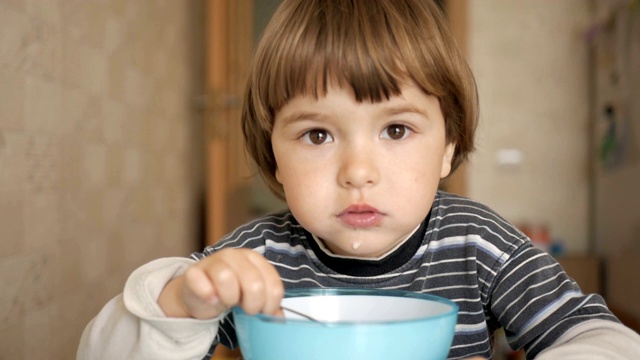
left=337, top=204, right=384, bottom=228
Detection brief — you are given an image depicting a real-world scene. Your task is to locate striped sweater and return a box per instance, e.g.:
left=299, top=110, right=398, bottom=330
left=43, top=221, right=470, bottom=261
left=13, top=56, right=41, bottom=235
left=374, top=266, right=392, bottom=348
left=192, top=191, right=618, bottom=359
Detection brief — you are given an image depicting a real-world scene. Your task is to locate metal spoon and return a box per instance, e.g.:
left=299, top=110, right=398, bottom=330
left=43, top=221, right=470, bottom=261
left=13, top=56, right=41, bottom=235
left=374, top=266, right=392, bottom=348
left=280, top=305, right=323, bottom=323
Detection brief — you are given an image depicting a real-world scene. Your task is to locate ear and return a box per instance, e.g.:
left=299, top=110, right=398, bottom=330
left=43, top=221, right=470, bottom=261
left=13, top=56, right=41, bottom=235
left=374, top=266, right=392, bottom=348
left=440, top=142, right=456, bottom=178
left=275, top=168, right=282, bottom=184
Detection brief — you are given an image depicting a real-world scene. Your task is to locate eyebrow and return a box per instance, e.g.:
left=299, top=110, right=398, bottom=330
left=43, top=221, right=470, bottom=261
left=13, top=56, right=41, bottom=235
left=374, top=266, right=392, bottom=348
left=277, top=111, right=327, bottom=127
left=277, top=102, right=429, bottom=127
left=379, top=103, right=428, bottom=118
left=381, top=103, right=431, bottom=119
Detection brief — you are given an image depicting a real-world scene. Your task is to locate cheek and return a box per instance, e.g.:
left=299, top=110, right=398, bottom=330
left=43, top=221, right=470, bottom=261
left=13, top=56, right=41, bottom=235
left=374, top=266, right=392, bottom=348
left=403, top=152, right=443, bottom=181
left=401, top=157, right=443, bottom=198
left=275, top=162, right=311, bottom=198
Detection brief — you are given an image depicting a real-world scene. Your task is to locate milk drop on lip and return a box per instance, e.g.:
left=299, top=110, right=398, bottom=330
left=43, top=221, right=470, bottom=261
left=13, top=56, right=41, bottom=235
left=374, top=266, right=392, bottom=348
left=351, top=241, right=361, bottom=250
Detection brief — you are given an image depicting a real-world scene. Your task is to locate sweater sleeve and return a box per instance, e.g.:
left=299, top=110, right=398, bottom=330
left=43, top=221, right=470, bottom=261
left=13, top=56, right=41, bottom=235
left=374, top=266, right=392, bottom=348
left=537, top=319, right=640, bottom=359
left=77, top=257, right=224, bottom=360
left=488, top=244, right=621, bottom=358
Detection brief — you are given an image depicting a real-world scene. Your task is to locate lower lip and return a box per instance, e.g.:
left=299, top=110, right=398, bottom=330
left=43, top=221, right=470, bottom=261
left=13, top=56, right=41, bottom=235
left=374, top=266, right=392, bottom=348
left=337, top=212, right=383, bottom=228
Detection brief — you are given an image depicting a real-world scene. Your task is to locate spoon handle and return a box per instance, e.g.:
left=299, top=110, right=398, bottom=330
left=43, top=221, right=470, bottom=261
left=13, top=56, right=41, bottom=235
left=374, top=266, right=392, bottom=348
left=280, top=306, right=321, bottom=322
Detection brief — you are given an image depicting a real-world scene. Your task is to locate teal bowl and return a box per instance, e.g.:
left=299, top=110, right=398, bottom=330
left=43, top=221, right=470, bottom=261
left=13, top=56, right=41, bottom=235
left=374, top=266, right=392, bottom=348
left=232, top=288, right=458, bottom=360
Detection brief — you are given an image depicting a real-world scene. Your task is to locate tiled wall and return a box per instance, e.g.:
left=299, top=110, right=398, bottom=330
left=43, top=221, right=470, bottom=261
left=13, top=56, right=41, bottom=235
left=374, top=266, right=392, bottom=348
left=0, top=1, right=206, bottom=358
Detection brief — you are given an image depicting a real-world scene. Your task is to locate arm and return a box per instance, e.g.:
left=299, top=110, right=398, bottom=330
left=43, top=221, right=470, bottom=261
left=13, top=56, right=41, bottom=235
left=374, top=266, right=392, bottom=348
left=487, top=244, right=626, bottom=358
left=78, top=248, right=284, bottom=359
left=77, top=257, right=223, bottom=360
left=537, top=319, right=640, bottom=359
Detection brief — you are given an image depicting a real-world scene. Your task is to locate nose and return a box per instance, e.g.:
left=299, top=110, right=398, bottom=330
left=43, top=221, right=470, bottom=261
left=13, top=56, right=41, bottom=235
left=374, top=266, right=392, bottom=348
left=337, top=143, right=380, bottom=189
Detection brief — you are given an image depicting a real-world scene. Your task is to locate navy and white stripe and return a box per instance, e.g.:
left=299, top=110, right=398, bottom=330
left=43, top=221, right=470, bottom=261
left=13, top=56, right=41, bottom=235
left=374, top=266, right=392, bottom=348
left=195, top=191, right=618, bottom=359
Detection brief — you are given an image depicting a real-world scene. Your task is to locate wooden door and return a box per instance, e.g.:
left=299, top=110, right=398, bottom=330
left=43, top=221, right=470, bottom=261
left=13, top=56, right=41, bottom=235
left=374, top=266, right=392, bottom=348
left=205, top=0, right=255, bottom=247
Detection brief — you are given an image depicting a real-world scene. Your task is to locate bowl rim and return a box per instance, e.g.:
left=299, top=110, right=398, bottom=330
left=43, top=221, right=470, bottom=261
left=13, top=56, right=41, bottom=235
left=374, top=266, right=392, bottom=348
left=232, top=288, right=459, bottom=326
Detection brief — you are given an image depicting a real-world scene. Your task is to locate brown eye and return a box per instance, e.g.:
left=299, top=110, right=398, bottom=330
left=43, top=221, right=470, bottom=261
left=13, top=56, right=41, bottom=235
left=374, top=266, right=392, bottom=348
left=385, top=125, right=406, bottom=140
left=305, top=129, right=332, bottom=145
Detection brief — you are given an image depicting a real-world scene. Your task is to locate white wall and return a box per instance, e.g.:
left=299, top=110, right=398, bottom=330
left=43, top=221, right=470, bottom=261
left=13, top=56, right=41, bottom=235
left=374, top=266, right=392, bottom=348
left=467, top=1, right=592, bottom=253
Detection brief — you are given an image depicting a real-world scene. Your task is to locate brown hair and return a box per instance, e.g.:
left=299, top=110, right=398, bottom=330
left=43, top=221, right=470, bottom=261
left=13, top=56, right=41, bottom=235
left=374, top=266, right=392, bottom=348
left=243, top=0, right=478, bottom=200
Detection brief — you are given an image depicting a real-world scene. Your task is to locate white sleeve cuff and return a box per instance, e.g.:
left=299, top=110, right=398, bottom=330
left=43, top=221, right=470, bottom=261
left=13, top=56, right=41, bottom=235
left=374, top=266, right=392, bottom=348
left=78, top=257, right=226, bottom=360
left=123, top=257, right=227, bottom=341
left=537, top=319, right=640, bottom=359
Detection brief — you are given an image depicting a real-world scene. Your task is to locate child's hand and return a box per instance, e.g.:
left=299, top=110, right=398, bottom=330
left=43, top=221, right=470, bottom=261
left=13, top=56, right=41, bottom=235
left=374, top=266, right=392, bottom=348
left=158, top=248, right=284, bottom=320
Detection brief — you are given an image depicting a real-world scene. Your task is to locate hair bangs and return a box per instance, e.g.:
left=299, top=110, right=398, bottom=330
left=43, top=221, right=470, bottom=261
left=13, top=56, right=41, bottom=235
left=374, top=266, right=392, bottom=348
left=259, top=0, right=430, bottom=116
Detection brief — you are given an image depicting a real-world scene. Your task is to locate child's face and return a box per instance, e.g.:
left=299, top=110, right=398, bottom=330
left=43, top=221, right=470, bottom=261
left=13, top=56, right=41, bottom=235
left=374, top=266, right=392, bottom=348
left=271, top=82, right=454, bottom=258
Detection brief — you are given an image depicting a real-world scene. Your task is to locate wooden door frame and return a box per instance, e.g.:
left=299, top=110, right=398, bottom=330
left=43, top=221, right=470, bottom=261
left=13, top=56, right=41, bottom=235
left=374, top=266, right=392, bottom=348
left=206, top=0, right=254, bottom=246
left=206, top=0, right=229, bottom=245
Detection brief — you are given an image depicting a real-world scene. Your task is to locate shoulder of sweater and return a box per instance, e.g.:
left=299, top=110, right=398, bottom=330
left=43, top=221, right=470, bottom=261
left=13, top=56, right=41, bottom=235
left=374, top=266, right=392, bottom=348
left=431, top=191, right=529, bottom=255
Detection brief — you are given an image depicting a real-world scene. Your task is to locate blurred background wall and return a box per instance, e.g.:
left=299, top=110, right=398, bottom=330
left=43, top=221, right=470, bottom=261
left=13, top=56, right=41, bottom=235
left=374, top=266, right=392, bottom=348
left=468, top=0, right=592, bottom=253
left=468, top=0, right=639, bottom=258
left=0, top=1, right=206, bottom=358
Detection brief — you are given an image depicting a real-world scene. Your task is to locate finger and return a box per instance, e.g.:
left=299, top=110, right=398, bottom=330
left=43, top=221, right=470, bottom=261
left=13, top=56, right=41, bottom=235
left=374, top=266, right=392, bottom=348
left=197, top=249, right=283, bottom=316
left=202, top=259, right=242, bottom=310
left=246, top=252, right=284, bottom=315
left=226, top=251, right=272, bottom=315
left=183, top=266, right=218, bottom=304
left=181, top=267, right=230, bottom=319
left=273, top=307, right=285, bottom=318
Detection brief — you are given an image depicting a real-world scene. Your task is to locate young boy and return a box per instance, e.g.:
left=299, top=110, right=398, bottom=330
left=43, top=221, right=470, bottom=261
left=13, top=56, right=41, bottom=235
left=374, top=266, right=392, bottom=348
left=78, top=0, right=640, bottom=359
